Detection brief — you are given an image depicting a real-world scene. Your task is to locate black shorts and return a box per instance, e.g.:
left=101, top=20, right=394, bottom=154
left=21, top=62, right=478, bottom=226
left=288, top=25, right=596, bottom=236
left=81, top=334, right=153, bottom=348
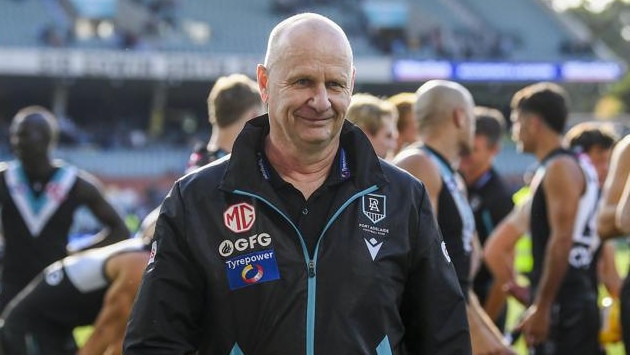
left=533, top=297, right=604, bottom=355
left=0, top=263, right=106, bottom=355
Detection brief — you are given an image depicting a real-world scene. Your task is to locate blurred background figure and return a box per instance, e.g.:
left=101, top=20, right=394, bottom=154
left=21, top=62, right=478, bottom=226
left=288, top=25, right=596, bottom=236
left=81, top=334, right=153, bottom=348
left=509, top=83, right=604, bottom=354
left=346, top=93, right=398, bottom=160
left=598, top=134, right=630, bottom=354
left=0, top=106, right=129, bottom=312
left=394, top=80, right=515, bottom=355
left=387, top=92, right=419, bottom=156
left=186, top=73, right=264, bottom=172
left=0, top=208, right=157, bottom=355
left=459, top=106, right=515, bottom=332
left=485, top=121, right=624, bottom=348
left=564, top=121, right=622, bottom=304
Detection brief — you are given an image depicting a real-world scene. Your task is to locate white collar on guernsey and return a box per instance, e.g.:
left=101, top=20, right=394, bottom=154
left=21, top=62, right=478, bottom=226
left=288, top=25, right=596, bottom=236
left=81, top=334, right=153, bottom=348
left=5, top=161, right=78, bottom=237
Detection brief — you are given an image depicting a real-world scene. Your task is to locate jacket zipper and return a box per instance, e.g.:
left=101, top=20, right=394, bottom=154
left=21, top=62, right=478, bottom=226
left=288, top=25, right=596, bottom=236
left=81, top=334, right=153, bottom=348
left=233, top=185, right=378, bottom=354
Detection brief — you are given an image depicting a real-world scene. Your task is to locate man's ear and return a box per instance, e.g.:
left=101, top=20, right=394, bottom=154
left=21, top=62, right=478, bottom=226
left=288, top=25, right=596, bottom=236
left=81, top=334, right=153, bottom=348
left=257, top=64, right=269, bottom=103
left=453, top=108, right=465, bottom=128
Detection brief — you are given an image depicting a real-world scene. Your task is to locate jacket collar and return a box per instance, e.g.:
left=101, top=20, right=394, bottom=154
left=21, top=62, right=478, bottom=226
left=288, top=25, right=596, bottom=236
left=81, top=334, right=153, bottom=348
left=219, top=114, right=388, bottom=196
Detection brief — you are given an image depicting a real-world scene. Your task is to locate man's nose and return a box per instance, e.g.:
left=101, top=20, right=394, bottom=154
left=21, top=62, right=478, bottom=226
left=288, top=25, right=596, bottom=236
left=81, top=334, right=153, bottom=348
left=309, top=84, right=332, bottom=112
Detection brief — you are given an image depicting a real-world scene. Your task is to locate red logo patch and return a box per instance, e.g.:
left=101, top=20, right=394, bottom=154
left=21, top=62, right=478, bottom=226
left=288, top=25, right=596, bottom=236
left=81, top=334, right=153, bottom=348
left=223, top=203, right=256, bottom=233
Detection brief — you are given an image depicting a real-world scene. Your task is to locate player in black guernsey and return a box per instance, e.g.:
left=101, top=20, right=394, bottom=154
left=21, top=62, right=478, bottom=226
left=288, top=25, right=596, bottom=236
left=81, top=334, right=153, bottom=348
left=563, top=123, right=621, bottom=305
left=460, top=106, right=514, bottom=331
left=0, top=106, right=128, bottom=312
left=185, top=73, right=263, bottom=173
left=511, top=82, right=604, bottom=354
left=394, top=80, right=513, bottom=354
left=0, top=208, right=156, bottom=355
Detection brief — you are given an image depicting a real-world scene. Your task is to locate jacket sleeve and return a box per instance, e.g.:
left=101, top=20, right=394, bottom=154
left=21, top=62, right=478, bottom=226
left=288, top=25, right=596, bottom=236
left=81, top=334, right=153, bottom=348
left=123, top=182, right=205, bottom=354
left=401, top=185, right=472, bottom=354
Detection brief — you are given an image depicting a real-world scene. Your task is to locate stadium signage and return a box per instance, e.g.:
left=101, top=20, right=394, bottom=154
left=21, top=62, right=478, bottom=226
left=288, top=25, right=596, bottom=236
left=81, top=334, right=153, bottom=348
left=0, top=48, right=260, bottom=81
left=0, top=48, right=623, bottom=83
left=392, top=59, right=624, bottom=82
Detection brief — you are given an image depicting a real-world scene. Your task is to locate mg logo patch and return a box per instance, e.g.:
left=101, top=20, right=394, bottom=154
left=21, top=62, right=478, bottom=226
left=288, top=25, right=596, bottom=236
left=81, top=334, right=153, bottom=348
left=224, top=203, right=256, bottom=233
left=362, top=193, right=386, bottom=224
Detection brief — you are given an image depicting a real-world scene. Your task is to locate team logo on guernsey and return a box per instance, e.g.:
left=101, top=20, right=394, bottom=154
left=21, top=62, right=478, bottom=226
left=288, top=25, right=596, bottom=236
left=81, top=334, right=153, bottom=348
left=224, top=203, right=256, bottom=233
left=5, top=162, right=77, bottom=237
left=224, top=249, right=280, bottom=290
left=362, top=194, right=386, bottom=224
left=45, top=262, right=64, bottom=286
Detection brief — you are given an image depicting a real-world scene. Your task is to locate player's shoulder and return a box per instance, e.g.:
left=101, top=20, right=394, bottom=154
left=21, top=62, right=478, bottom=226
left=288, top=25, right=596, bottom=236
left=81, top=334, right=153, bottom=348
left=545, top=153, right=581, bottom=174
left=393, top=146, right=440, bottom=183
left=393, top=145, right=438, bottom=171
left=615, top=135, right=630, bottom=157
left=0, top=161, right=9, bottom=174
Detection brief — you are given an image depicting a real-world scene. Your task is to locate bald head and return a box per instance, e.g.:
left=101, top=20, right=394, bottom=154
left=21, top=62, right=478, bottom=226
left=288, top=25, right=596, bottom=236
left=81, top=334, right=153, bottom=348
left=263, top=13, right=353, bottom=71
left=414, top=80, right=474, bottom=132
left=10, top=106, right=59, bottom=145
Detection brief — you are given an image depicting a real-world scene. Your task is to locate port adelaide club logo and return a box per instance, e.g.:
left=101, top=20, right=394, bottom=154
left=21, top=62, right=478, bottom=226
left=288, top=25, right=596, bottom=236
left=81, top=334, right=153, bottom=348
left=360, top=193, right=389, bottom=261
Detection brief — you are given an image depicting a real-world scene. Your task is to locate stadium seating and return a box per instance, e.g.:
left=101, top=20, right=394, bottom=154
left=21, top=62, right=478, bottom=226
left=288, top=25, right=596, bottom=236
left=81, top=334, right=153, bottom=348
left=0, top=0, right=596, bottom=60
left=0, top=0, right=58, bottom=47
left=458, top=0, right=585, bottom=60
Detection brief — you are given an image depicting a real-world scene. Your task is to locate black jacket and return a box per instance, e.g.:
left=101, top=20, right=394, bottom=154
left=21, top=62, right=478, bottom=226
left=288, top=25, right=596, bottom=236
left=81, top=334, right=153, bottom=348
left=124, top=115, right=470, bottom=355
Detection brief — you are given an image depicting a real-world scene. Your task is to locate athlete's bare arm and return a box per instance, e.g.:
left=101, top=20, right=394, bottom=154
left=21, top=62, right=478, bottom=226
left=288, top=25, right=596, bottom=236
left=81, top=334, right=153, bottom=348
left=617, top=173, right=630, bottom=235
left=393, top=150, right=442, bottom=212
left=598, top=242, right=622, bottom=299
left=71, top=170, right=129, bottom=251
left=598, top=135, right=630, bottom=239
left=78, top=251, right=150, bottom=355
left=483, top=197, right=531, bottom=320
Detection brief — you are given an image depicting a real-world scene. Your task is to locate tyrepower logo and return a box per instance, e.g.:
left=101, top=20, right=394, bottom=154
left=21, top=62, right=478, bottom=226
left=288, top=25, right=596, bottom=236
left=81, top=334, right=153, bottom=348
left=224, top=203, right=256, bottom=233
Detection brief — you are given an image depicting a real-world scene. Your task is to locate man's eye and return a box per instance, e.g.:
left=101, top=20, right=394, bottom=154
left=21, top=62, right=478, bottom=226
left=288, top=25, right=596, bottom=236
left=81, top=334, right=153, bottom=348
left=295, top=79, right=310, bottom=86
left=328, top=82, right=343, bottom=88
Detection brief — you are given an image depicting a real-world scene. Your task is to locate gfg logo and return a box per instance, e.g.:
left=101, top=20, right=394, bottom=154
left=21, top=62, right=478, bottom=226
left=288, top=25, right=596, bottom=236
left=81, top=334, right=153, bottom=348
left=219, top=233, right=272, bottom=257
left=224, top=203, right=255, bottom=233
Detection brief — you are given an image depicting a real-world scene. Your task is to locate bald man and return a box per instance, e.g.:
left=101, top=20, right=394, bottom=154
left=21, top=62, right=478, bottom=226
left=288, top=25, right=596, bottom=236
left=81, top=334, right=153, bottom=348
left=123, top=13, right=470, bottom=354
left=394, top=80, right=514, bottom=354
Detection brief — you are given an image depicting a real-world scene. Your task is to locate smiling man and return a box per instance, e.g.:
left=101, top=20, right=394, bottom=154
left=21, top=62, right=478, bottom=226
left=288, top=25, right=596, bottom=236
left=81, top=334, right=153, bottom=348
left=123, top=13, right=470, bottom=355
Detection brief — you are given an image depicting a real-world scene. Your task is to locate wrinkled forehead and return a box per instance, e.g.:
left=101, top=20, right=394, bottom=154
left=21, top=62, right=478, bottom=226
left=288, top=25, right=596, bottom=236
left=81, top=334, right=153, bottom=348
left=267, top=18, right=353, bottom=69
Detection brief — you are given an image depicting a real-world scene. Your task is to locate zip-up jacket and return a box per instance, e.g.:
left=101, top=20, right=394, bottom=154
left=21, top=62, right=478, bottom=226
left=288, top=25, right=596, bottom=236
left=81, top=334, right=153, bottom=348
left=123, top=115, right=470, bottom=355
